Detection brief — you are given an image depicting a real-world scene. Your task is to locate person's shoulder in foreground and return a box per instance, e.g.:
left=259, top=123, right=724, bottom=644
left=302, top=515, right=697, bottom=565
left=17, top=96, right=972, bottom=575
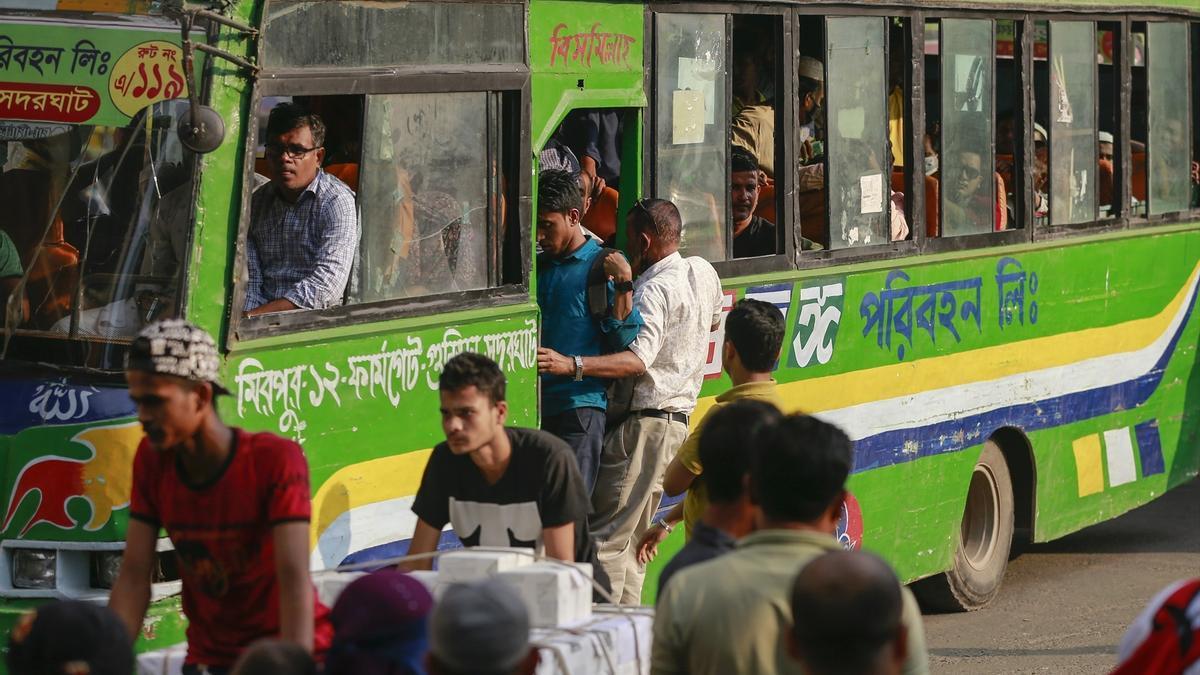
left=1112, top=577, right=1200, bottom=675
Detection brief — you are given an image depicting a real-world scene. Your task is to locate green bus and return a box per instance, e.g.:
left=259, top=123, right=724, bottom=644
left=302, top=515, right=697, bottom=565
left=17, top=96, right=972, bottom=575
left=0, top=0, right=1197, bottom=659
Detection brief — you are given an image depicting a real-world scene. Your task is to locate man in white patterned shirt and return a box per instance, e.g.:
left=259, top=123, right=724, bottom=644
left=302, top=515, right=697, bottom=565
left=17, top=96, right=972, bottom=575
left=538, top=198, right=723, bottom=603
left=245, top=103, right=359, bottom=316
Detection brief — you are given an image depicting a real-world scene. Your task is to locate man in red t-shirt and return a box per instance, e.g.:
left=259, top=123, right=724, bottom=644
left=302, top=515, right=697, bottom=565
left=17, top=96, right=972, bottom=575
left=109, top=320, right=331, bottom=674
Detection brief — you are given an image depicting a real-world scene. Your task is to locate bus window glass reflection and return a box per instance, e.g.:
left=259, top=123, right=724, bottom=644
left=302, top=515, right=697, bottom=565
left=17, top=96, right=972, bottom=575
left=1147, top=22, right=1191, bottom=216
left=653, top=13, right=728, bottom=262
left=825, top=17, right=891, bottom=249
left=1048, top=21, right=1097, bottom=226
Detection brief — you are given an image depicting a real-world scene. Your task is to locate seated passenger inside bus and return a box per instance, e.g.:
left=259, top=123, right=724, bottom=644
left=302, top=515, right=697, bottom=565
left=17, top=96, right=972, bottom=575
left=245, top=103, right=361, bottom=316
left=731, top=147, right=822, bottom=258
left=942, top=144, right=995, bottom=233
left=731, top=39, right=775, bottom=181
left=797, top=55, right=825, bottom=192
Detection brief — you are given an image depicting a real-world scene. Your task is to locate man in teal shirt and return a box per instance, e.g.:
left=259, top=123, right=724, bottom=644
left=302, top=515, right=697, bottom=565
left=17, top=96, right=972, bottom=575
left=534, top=169, right=642, bottom=493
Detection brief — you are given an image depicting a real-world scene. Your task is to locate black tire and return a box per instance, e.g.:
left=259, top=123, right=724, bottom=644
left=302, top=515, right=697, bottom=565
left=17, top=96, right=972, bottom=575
left=914, top=440, right=1015, bottom=612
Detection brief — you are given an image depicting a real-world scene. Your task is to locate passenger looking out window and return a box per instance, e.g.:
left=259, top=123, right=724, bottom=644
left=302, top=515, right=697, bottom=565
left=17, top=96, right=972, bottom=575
left=942, top=143, right=994, bottom=233
left=245, top=103, right=361, bottom=316
left=732, top=147, right=804, bottom=258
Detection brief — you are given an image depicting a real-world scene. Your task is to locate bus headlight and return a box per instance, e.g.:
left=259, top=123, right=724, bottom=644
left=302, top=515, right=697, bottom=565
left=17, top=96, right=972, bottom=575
left=11, top=549, right=56, bottom=589
left=90, top=551, right=123, bottom=589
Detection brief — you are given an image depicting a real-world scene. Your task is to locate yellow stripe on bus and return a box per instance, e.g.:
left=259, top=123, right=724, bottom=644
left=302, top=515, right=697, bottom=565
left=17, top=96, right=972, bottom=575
left=777, top=262, right=1200, bottom=414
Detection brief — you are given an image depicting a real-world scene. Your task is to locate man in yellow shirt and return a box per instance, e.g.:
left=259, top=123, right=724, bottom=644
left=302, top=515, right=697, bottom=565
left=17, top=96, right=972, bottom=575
left=636, top=298, right=785, bottom=560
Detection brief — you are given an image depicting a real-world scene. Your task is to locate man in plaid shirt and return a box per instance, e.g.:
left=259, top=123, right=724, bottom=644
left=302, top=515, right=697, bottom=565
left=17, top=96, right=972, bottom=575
left=245, top=103, right=359, bottom=316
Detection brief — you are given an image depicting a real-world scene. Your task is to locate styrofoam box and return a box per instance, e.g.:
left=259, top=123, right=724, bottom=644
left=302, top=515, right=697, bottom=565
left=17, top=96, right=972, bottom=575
left=438, top=548, right=531, bottom=583
left=407, top=569, right=442, bottom=598
left=314, top=570, right=365, bottom=607
left=500, top=562, right=593, bottom=628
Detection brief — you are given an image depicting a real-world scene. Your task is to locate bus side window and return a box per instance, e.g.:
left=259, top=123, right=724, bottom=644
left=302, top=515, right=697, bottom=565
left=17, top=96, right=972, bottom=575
left=1145, top=22, right=1191, bottom=216
left=937, top=18, right=995, bottom=238
left=653, top=13, right=729, bottom=261
left=356, top=92, right=505, bottom=302
left=730, top=15, right=784, bottom=259
left=1097, top=21, right=1121, bottom=220
left=1045, top=21, right=1098, bottom=227
left=825, top=16, right=891, bottom=249
left=995, top=20, right=1024, bottom=230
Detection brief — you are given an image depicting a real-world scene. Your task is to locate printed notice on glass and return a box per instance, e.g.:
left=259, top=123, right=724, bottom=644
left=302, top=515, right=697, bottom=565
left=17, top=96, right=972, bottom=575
left=677, top=56, right=716, bottom=125
left=672, top=89, right=705, bottom=145
left=860, top=173, right=884, bottom=214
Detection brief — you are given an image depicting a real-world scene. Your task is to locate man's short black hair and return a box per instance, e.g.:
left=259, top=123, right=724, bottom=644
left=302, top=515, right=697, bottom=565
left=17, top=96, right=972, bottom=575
left=725, top=299, right=784, bottom=373
left=790, top=551, right=904, bottom=675
left=731, top=146, right=759, bottom=174
left=698, top=399, right=782, bottom=504
left=627, top=198, right=682, bottom=244
left=752, top=414, right=852, bottom=523
left=439, top=352, right=506, bottom=404
left=267, top=102, right=326, bottom=148
left=538, top=169, right=583, bottom=215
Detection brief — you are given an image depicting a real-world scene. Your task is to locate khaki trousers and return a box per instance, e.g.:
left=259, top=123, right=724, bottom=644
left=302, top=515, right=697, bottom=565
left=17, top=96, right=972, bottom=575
left=590, top=414, right=689, bottom=604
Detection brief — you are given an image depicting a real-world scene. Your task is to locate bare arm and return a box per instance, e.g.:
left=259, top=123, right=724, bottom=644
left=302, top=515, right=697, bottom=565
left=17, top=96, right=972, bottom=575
left=663, top=458, right=698, bottom=498
left=542, top=522, right=575, bottom=563
left=537, top=348, right=646, bottom=379
left=400, top=519, right=441, bottom=571
left=274, top=521, right=314, bottom=651
left=246, top=298, right=300, bottom=316
left=602, top=251, right=633, bottom=321
left=108, top=519, right=157, bottom=642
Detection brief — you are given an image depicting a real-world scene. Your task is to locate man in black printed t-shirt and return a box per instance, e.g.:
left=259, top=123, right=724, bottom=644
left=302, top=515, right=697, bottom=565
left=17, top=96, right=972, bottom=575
left=406, top=352, right=609, bottom=592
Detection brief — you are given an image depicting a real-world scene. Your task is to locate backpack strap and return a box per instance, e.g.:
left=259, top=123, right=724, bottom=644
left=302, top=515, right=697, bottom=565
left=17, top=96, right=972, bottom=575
left=587, top=247, right=621, bottom=320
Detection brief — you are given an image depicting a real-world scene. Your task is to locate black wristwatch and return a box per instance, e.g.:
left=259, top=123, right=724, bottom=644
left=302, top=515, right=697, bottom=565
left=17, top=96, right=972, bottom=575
left=614, top=279, right=634, bottom=294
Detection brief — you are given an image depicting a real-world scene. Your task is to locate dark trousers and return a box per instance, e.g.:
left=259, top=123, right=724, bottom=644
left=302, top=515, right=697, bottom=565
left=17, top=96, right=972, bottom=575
left=543, top=406, right=606, bottom=495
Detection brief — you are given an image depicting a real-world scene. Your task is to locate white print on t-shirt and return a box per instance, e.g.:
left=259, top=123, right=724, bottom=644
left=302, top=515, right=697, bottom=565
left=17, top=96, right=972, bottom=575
left=449, top=498, right=544, bottom=553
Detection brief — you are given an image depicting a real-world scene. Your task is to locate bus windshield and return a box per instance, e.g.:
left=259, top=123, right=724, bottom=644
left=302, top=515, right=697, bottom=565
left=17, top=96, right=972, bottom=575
left=0, top=100, right=195, bottom=371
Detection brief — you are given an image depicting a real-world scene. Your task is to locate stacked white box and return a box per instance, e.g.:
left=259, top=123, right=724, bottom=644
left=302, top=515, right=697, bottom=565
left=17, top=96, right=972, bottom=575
left=313, top=570, right=365, bottom=607
left=438, top=548, right=530, bottom=583
left=407, top=569, right=442, bottom=598
left=499, top=562, right=593, bottom=628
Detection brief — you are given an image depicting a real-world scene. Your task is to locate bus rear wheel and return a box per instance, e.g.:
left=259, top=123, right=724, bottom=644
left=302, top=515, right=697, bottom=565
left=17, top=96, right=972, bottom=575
left=916, top=440, right=1015, bottom=612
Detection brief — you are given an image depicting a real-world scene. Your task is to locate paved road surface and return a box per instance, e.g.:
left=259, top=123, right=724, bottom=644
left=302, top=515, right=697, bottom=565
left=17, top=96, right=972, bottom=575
left=923, top=477, right=1200, bottom=674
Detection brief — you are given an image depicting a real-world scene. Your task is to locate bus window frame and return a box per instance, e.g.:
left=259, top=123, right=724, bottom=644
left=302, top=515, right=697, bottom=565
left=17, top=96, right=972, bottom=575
left=1143, top=19, right=1193, bottom=219
left=909, top=11, right=1032, bottom=255
left=791, top=6, right=921, bottom=269
left=1034, top=11, right=1197, bottom=241
left=228, top=68, right=532, bottom=345
left=646, top=2, right=796, bottom=278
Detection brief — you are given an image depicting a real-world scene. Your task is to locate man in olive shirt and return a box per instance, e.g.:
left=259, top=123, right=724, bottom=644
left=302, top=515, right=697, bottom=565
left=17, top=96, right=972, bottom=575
left=638, top=298, right=786, bottom=548
left=652, top=414, right=929, bottom=675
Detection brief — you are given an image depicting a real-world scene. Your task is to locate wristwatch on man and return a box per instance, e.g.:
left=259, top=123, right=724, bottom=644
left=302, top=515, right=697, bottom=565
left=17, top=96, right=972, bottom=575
left=573, top=354, right=585, bottom=381
left=614, top=279, right=634, bottom=294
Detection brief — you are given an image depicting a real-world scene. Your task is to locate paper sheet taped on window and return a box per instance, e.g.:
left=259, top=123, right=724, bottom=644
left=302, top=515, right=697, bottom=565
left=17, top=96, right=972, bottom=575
left=672, top=89, right=705, bottom=145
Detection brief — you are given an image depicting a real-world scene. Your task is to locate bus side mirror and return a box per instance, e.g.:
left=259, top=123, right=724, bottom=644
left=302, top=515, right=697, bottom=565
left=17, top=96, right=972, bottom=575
left=178, top=104, right=225, bottom=154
